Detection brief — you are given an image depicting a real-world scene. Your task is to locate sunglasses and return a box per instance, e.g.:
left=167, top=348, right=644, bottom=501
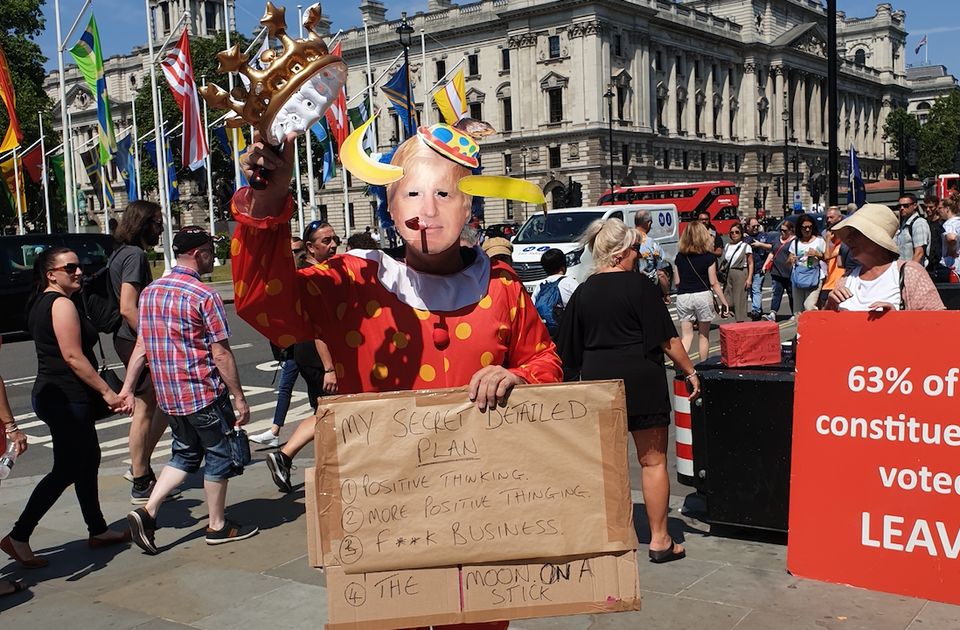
left=800, top=224, right=813, bottom=230
left=51, top=263, right=82, bottom=274
left=779, top=228, right=790, bottom=233
left=898, top=203, right=914, bottom=208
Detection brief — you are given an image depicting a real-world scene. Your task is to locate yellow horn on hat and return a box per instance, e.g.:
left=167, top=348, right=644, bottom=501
left=339, top=111, right=404, bottom=185
left=457, top=175, right=547, bottom=207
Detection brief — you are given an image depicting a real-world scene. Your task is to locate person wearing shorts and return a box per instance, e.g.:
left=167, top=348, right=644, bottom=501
left=673, top=222, right=729, bottom=361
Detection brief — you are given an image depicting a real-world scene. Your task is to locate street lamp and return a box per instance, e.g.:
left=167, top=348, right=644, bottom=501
left=782, top=108, right=790, bottom=214
left=604, top=86, right=615, bottom=194
left=396, top=12, right=415, bottom=139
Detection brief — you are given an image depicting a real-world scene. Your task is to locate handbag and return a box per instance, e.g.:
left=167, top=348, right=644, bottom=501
left=718, top=242, right=746, bottom=286
left=764, top=237, right=793, bottom=274
left=790, top=240, right=822, bottom=289
left=685, top=255, right=724, bottom=314
left=227, top=427, right=252, bottom=474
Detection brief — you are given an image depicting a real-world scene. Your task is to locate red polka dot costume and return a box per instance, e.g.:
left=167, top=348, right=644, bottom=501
left=230, top=190, right=561, bottom=393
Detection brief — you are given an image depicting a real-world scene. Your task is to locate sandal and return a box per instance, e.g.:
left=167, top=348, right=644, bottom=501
left=0, top=579, right=27, bottom=597
left=648, top=538, right=686, bottom=564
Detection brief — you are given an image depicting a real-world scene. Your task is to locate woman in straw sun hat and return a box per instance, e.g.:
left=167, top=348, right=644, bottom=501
left=825, top=203, right=944, bottom=311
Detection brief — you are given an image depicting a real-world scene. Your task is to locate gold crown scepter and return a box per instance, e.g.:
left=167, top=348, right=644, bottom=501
left=198, top=2, right=347, bottom=189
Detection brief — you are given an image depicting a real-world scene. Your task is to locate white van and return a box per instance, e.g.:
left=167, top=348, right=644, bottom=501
left=510, top=204, right=679, bottom=293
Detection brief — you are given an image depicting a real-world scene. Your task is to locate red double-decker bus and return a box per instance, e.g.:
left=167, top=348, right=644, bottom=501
left=598, top=181, right=741, bottom=234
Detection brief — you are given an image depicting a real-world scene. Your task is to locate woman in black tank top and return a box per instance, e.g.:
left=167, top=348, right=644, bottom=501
left=1, top=248, right=131, bottom=568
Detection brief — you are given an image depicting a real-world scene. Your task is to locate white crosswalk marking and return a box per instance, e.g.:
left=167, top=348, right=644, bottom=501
left=15, top=385, right=314, bottom=464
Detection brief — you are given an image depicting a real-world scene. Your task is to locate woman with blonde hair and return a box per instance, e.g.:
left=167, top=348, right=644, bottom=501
left=558, top=218, right=699, bottom=564
left=673, top=222, right=729, bottom=361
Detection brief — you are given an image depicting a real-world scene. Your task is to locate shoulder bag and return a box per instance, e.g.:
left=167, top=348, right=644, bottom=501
left=790, top=240, right=822, bottom=289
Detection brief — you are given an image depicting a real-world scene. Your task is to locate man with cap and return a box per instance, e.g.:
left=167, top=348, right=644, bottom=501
left=481, top=236, right=514, bottom=267
left=120, top=226, right=259, bottom=554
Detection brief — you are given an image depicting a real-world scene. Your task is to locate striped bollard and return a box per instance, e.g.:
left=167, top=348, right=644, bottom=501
left=673, top=376, right=695, bottom=487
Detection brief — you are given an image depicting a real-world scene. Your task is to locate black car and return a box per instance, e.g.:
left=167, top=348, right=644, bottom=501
left=0, top=233, right=115, bottom=335
left=483, top=222, right=521, bottom=239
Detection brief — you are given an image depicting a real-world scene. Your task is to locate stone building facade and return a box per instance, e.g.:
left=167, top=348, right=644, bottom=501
left=906, top=65, right=959, bottom=126
left=45, top=0, right=929, bottom=235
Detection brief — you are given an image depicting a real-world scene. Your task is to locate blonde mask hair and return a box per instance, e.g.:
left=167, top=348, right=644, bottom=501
left=386, top=138, right=472, bottom=216
left=580, top=218, right=634, bottom=272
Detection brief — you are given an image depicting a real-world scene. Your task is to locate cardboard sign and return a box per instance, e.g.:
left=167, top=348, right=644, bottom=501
left=789, top=312, right=960, bottom=605
left=315, top=381, right=636, bottom=574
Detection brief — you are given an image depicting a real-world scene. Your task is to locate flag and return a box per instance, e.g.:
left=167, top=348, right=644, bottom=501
left=21, top=144, right=44, bottom=184
left=347, top=95, right=375, bottom=155
left=69, top=15, right=117, bottom=162
left=0, top=156, right=25, bottom=214
left=383, top=62, right=418, bottom=138
left=214, top=126, right=249, bottom=189
left=51, top=154, right=65, bottom=199
left=145, top=139, right=180, bottom=202
left=324, top=42, right=349, bottom=148
left=115, top=133, right=138, bottom=201
left=80, top=146, right=115, bottom=209
left=433, top=67, right=467, bottom=125
left=847, top=144, right=866, bottom=209
left=160, top=29, right=209, bottom=169
left=311, top=119, right=336, bottom=183
left=0, top=47, right=22, bottom=152
left=239, top=35, right=270, bottom=91
left=915, top=35, right=927, bottom=55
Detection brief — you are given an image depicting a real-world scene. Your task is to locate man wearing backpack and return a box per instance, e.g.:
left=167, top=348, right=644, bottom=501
left=532, top=248, right=579, bottom=340
left=895, top=194, right=931, bottom=266
left=109, top=201, right=178, bottom=505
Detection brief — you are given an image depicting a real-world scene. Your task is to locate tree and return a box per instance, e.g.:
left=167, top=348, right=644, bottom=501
left=0, top=0, right=58, bottom=231
left=917, top=91, right=960, bottom=179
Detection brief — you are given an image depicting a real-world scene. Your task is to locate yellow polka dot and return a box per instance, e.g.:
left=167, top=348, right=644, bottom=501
left=371, top=363, right=389, bottom=380
left=535, top=342, right=547, bottom=352
left=393, top=331, right=409, bottom=349
left=234, top=280, right=248, bottom=298
left=255, top=313, right=270, bottom=328
left=414, top=308, right=431, bottom=321
left=499, top=274, right=514, bottom=286
left=509, top=306, right=517, bottom=322
left=316, top=262, right=330, bottom=272
left=443, top=357, right=450, bottom=373
left=347, top=269, right=356, bottom=283
left=497, top=325, right=510, bottom=343
left=334, top=363, right=345, bottom=378
left=306, top=281, right=320, bottom=296
left=278, top=334, right=297, bottom=348
left=419, top=364, right=436, bottom=382
left=455, top=322, right=472, bottom=340
left=480, top=351, right=495, bottom=367
left=264, top=279, right=283, bottom=296
left=478, top=295, right=492, bottom=309
left=230, top=238, right=241, bottom=256
left=336, top=303, right=348, bottom=321
left=366, top=300, right=382, bottom=318
left=345, top=330, right=364, bottom=348
left=518, top=295, right=526, bottom=309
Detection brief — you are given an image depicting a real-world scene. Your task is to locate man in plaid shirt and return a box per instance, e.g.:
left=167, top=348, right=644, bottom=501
left=119, top=226, right=258, bottom=554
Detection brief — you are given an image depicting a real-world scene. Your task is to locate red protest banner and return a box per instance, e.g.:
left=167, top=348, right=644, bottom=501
left=788, top=311, right=960, bottom=605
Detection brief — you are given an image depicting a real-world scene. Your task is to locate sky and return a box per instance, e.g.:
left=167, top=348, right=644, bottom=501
left=33, top=1, right=960, bottom=76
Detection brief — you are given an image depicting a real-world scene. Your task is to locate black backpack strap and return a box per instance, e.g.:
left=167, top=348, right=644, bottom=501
left=899, top=261, right=907, bottom=311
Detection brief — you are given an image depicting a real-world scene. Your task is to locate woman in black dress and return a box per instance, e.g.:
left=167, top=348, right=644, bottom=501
left=1, top=248, right=130, bottom=568
left=557, top=218, right=699, bottom=564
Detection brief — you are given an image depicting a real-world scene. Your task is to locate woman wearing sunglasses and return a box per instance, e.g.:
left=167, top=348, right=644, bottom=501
left=2, top=248, right=130, bottom=568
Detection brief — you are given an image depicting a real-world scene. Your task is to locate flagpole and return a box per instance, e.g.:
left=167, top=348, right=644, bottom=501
left=299, top=5, right=317, bottom=222
left=345, top=51, right=404, bottom=108
left=54, top=0, right=78, bottom=232
left=420, top=29, right=428, bottom=127
left=67, top=110, right=81, bottom=231
left=131, top=95, right=142, bottom=199
left=39, top=112, right=52, bottom=234
left=925, top=34, right=929, bottom=65
left=201, top=76, right=217, bottom=242
left=294, top=135, right=304, bottom=234
left=342, top=166, right=351, bottom=237
left=99, top=162, right=109, bottom=234
left=145, top=0, right=173, bottom=274
left=362, top=19, right=378, bottom=150
left=12, top=146, right=23, bottom=234
left=224, top=0, right=242, bottom=192
left=159, top=116, right=176, bottom=261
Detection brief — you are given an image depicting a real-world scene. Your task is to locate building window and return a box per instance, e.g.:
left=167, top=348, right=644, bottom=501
left=718, top=153, right=725, bottom=172
left=701, top=151, right=707, bottom=171
left=761, top=154, right=768, bottom=172
left=436, top=59, right=446, bottom=81
left=549, top=146, right=561, bottom=168
left=504, top=153, right=512, bottom=173
left=548, top=36, right=560, bottom=59
left=502, top=97, right=513, bottom=131
left=348, top=203, right=355, bottom=228
left=468, top=54, right=479, bottom=76
left=734, top=154, right=741, bottom=173
left=469, top=102, right=482, bottom=120
left=655, top=50, right=663, bottom=72
left=547, top=88, right=563, bottom=123
left=621, top=144, right=629, bottom=166
left=204, top=3, right=218, bottom=35
left=854, top=49, right=866, bottom=65
left=160, top=3, right=170, bottom=32
left=614, top=34, right=622, bottom=57
left=318, top=204, right=328, bottom=222
left=682, top=150, right=689, bottom=170
left=695, top=60, right=701, bottom=80
left=663, top=149, right=670, bottom=168
left=501, top=48, right=510, bottom=71
left=506, top=199, right=514, bottom=220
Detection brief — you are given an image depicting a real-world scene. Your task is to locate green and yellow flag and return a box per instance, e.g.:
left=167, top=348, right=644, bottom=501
left=69, top=15, right=116, bottom=162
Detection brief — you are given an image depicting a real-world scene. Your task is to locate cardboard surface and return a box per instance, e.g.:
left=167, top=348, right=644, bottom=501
left=314, top=381, right=635, bottom=574
left=788, top=312, right=960, bottom=606
left=719, top=321, right=781, bottom=367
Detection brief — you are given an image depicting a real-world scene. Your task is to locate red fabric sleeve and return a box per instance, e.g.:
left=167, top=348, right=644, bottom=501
left=230, top=188, right=317, bottom=349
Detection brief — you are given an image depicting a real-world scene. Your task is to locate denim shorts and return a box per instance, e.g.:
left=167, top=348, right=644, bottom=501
left=168, top=394, right=238, bottom=481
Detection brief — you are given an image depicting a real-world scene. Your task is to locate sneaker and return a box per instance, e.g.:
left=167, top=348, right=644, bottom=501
left=205, top=520, right=260, bottom=545
left=266, top=451, right=294, bottom=493
left=249, top=429, right=280, bottom=448
left=123, top=467, right=135, bottom=482
left=131, top=481, right=182, bottom=505
left=762, top=312, right=776, bottom=321
left=127, top=507, right=158, bottom=555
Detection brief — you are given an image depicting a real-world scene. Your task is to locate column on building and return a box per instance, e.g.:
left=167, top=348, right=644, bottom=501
left=809, top=76, right=821, bottom=145
left=636, top=35, right=650, bottom=130
left=686, top=53, right=697, bottom=135
left=797, top=72, right=808, bottom=143
left=720, top=64, right=731, bottom=139
left=648, top=44, right=659, bottom=132
left=585, top=26, right=604, bottom=130
left=666, top=50, right=677, bottom=135
left=705, top=60, right=716, bottom=138
left=728, top=64, right=739, bottom=139
left=740, top=60, right=758, bottom=142
left=773, top=64, right=785, bottom=142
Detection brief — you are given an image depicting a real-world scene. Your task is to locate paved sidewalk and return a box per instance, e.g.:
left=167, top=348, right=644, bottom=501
left=1, top=449, right=954, bottom=629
